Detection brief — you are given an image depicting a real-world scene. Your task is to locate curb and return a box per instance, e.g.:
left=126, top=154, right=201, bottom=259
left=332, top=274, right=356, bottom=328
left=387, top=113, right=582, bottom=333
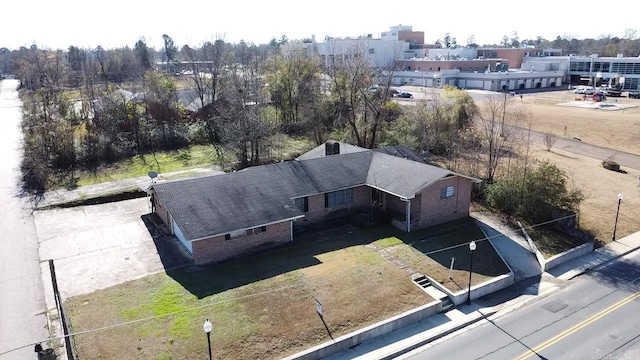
left=558, top=241, right=640, bottom=281
left=581, top=242, right=640, bottom=274
left=381, top=309, right=496, bottom=360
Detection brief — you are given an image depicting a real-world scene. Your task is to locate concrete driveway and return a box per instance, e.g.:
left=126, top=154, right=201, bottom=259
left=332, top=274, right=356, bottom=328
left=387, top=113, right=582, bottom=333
left=35, top=198, right=192, bottom=298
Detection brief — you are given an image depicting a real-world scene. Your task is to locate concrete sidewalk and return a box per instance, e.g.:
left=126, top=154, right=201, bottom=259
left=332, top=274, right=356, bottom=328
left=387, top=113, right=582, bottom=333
left=472, top=212, right=543, bottom=281
left=548, top=231, right=640, bottom=280
left=34, top=167, right=222, bottom=209
left=309, top=230, right=640, bottom=360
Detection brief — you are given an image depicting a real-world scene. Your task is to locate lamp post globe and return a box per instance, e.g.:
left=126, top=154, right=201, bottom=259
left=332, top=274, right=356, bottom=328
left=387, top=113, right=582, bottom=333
left=203, top=319, right=212, bottom=334
left=467, top=241, right=476, bottom=305
left=203, top=319, right=213, bottom=360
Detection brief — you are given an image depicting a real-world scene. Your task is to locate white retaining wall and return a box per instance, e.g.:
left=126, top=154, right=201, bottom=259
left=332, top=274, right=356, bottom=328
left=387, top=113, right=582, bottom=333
left=284, top=300, right=443, bottom=360
left=544, top=242, right=594, bottom=271
left=426, top=272, right=515, bottom=306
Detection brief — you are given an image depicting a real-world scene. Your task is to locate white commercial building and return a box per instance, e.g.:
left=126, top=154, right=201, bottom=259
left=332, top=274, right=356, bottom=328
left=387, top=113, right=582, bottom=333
left=523, top=55, right=640, bottom=90
left=393, top=69, right=564, bottom=91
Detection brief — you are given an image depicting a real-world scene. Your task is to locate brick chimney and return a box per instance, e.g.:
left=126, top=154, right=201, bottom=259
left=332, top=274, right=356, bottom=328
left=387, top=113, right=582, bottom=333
left=325, top=140, right=340, bottom=156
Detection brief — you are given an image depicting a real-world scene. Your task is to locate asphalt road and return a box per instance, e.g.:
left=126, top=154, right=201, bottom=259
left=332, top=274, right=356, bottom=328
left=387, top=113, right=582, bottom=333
left=510, top=125, right=640, bottom=171
left=401, top=250, right=640, bottom=360
left=0, top=80, right=48, bottom=359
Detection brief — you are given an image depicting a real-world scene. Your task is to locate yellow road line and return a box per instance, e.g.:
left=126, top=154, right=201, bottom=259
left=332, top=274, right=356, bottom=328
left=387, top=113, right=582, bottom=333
left=514, top=291, right=640, bottom=360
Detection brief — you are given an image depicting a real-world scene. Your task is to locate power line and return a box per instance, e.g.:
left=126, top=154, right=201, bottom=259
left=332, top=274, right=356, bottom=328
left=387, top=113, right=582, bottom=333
left=0, top=211, right=613, bottom=355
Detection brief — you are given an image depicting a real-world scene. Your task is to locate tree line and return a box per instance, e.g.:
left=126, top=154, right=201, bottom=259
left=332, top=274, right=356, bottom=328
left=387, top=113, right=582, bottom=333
left=5, top=34, right=582, bottom=224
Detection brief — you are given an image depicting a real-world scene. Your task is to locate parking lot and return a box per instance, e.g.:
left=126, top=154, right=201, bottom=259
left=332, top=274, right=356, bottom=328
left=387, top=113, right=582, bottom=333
left=35, top=198, right=192, bottom=298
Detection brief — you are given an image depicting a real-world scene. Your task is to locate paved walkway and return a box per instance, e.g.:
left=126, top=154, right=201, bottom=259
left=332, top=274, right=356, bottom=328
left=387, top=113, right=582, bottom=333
left=472, top=213, right=543, bottom=281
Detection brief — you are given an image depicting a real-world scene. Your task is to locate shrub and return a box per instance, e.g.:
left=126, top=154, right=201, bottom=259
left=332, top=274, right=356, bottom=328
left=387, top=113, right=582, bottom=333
left=485, top=161, right=584, bottom=222
left=601, top=159, right=620, bottom=171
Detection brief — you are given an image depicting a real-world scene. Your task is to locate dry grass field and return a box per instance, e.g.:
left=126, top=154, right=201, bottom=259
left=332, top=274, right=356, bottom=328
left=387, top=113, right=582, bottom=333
left=513, top=90, right=639, bottom=243
left=532, top=144, right=639, bottom=243
left=66, top=219, right=508, bottom=360
left=518, top=91, right=640, bottom=156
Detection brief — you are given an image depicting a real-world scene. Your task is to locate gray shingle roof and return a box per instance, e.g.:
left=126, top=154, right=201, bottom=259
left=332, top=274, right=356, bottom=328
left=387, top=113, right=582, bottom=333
left=153, top=144, right=476, bottom=241
left=296, top=142, right=367, bottom=160
left=373, top=145, right=426, bottom=163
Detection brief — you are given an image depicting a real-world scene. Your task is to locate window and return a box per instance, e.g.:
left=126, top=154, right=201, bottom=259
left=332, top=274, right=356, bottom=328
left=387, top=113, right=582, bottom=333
left=295, top=197, right=309, bottom=212
left=440, top=186, right=455, bottom=199
left=325, top=188, right=354, bottom=208
left=225, top=226, right=267, bottom=240
left=369, top=48, right=375, bottom=55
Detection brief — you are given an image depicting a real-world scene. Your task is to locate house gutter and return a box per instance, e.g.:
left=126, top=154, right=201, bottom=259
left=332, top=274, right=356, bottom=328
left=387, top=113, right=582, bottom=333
left=188, top=214, right=305, bottom=242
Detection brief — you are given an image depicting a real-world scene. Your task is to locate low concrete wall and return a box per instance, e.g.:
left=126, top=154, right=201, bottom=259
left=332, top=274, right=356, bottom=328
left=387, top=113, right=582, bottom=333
left=426, top=272, right=515, bottom=306
left=283, top=300, right=442, bottom=360
left=518, top=222, right=546, bottom=270
left=544, top=242, right=594, bottom=271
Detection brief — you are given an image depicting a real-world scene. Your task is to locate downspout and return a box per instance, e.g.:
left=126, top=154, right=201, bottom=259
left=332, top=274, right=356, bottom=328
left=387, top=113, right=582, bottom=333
left=402, top=198, right=411, bottom=233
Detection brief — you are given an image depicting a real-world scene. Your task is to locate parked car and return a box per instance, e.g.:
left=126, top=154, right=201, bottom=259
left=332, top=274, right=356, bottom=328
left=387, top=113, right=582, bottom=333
left=389, top=89, right=400, bottom=97
left=397, top=92, right=413, bottom=99
left=629, top=91, right=640, bottom=99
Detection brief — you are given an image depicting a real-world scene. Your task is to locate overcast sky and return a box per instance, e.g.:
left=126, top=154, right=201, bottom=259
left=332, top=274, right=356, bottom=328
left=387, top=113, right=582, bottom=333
left=3, top=0, right=639, bottom=50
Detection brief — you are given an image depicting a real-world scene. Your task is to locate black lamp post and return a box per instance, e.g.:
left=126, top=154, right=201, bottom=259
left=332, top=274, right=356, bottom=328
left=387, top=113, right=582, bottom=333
left=612, top=193, right=623, bottom=241
left=203, top=319, right=213, bottom=360
left=467, top=241, right=476, bottom=305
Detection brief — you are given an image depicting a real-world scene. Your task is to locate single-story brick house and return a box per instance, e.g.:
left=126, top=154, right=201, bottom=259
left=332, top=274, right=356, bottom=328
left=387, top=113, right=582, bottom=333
left=151, top=141, right=480, bottom=264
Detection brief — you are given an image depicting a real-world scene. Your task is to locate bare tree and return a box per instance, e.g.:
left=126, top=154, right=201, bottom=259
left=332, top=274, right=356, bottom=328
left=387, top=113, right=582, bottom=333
left=180, top=44, right=209, bottom=108
left=476, top=93, right=529, bottom=182
left=222, top=41, right=270, bottom=167
left=325, top=40, right=401, bottom=148
left=202, top=38, right=230, bottom=103
left=267, top=42, right=322, bottom=126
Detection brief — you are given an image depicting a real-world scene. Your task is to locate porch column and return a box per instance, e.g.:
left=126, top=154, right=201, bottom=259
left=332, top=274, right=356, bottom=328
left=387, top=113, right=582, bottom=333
left=405, top=199, right=411, bottom=233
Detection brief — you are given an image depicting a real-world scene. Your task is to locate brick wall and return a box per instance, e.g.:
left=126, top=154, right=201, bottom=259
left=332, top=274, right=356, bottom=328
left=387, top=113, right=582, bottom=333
left=414, top=176, right=473, bottom=229
left=191, top=221, right=291, bottom=265
left=399, top=31, right=425, bottom=45
left=299, top=185, right=369, bottom=225
left=154, top=191, right=170, bottom=227
left=398, top=59, right=500, bottom=72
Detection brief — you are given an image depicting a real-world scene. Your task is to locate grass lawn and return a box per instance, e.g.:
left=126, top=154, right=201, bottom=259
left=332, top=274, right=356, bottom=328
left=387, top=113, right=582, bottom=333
left=75, top=145, right=221, bottom=187
left=66, top=218, right=508, bottom=359
left=374, top=217, right=510, bottom=292
left=532, top=146, right=640, bottom=244
left=74, top=136, right=314, bottom=187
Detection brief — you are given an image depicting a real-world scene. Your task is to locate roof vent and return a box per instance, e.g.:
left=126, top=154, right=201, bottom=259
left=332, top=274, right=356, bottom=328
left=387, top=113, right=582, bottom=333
left=325, top=140, right=340, bottom=156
